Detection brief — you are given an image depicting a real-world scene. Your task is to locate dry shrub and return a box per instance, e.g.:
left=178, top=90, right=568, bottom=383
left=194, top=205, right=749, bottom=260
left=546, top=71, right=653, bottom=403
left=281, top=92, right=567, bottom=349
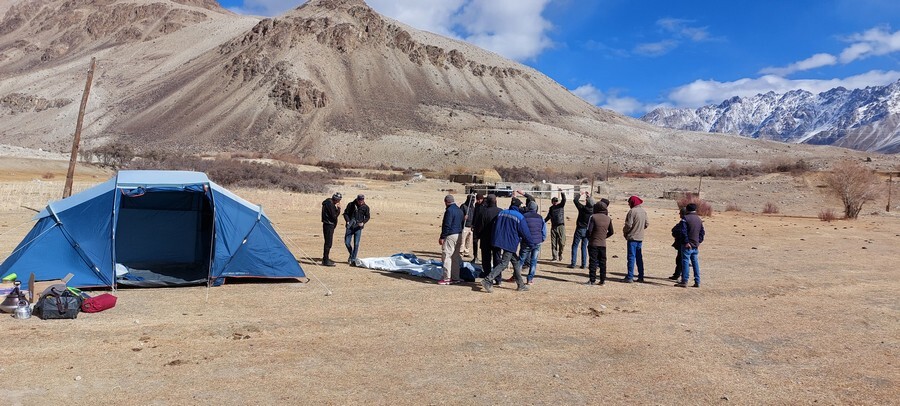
left=762, top=202, right=779, bottom=214
left=725, top=202, right=741, bottom=212
left=677, top=193, right=713, bottom=216
left=763, top=158, right=811, bottom=175
left=129, top=155, right=339, bottom=193
left=365, top=172, right=408, bottom=182
left=84, top=141, right=135, bottom=167
left=824, top=160, right=882, bottom=219
left=818, top=208, right=838, bottom=222
left=41, top=172, right=55, bottom=179
left=495, top=166, right=605, bottom=183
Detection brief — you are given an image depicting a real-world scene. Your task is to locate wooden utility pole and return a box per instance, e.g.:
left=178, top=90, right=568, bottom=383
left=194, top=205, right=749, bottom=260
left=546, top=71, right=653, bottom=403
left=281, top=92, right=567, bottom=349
left=697, top=175, right=703, bottom=197
left=63, top=57, right=96, bottom=199
left=606, top=157, right=610, bottom=182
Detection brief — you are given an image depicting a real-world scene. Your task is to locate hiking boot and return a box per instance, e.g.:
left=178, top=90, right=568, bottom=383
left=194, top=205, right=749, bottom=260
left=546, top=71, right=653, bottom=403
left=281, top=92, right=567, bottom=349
left=582, top=280, right=596, bottom=285
left=481, top=279, right=493, bottom=293
left=323, top=259, right=336, bottom=267
left=667, top=274, right=680, bottom=280
left=598, top=280, right=605, bottom=286
left=622, top=278, right=634, bottom=283
left=692, top=282, right=700, bottom=288
left=636, top=278, right=645, bottom=283
left=675, top=282, right=688, bottom=288
left=517, top=285, right=529, bottom=292
left=567, top=264, right=576, bottom=269
left=437, top=279, right=451, bottom=285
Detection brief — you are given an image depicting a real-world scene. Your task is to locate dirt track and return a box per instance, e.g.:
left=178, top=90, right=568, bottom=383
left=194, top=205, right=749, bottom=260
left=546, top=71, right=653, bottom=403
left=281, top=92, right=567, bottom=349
left=1, top=166, right=898, bottom=404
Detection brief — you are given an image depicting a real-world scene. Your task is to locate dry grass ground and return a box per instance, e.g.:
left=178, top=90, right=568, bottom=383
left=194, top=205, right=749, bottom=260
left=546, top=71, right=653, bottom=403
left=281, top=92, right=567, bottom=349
left=1, top=163, right=898, bottom=404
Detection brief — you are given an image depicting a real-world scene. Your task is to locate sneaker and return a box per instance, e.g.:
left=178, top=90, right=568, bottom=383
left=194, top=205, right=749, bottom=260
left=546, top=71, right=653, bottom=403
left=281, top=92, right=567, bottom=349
left=598, top=281, right=605, bottom=286
left=481, top=279, right=493, bottom=293
left=622, top=278, right=634, bottom=283
left=675, top=282, right=687, bottom=288
left=437, top=279, right=451, bottom=285
left=550, top=256, right=558, bottom=261
left=636, top=278, right=645, bottom=283
left=692, top=282, right=700, bottom=288
left=667, top=274, right=680, bottom=280
left=517, top=285, right=529, bottom=292
left=580, top=265, right=586, bottom=269
left=322, top=259, right=336, bottom=267
left=450, top=279, right=463, bottom=285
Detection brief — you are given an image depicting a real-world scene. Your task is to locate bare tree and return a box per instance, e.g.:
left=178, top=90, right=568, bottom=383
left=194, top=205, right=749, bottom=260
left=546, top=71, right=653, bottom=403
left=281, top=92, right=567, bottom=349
left=824, top=160, right=882, bottom=219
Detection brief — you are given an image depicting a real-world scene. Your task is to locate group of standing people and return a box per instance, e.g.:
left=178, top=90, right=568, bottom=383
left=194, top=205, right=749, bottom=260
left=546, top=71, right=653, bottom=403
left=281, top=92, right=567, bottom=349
left=320, top=192, right=370, bottom=267
left=320, top=188, right=705, bottom=291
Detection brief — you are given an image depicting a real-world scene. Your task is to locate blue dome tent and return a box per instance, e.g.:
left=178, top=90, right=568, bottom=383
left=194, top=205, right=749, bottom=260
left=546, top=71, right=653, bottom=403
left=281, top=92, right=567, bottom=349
left=0, top=170, right=304, bottom=288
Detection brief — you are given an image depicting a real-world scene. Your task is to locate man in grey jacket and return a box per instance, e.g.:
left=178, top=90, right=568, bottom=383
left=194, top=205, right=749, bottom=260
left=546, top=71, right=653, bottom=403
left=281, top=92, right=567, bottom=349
left=543, top=188, right=566, bottom=261
left=622, top=195, right=649, bottom=283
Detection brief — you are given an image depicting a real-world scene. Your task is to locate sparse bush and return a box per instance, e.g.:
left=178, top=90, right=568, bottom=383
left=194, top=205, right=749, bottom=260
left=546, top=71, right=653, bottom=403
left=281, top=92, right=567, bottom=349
left=763, top=158, right=811, bottom=175
left=41, top=172, right=55, bottom=180
left=129, top=155, right=340, bottom=194
left=818, top=208, right=838, bottom=222
left=824, top=160, right=882, bottom=219
left=677, top=193, right=713, bottom=216
left=89, top=142, right=134, bottom=167
left=364, top=172, right=408, bottom=182
left=725, top=202, right=741, bottom=212
left=495, top=166, right=605, bottom=184
left=762, top=202, right=779, bottom=214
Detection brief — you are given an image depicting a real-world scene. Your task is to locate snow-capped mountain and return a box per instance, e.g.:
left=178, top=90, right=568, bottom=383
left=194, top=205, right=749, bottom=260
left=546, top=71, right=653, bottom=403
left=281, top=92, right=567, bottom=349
left=640, top=80, right=900, bottom=153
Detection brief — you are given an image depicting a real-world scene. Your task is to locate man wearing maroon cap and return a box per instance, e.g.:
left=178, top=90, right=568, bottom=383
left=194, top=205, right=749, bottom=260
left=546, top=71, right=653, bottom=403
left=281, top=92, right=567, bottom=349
left=622, top=195, right=649, bottom=283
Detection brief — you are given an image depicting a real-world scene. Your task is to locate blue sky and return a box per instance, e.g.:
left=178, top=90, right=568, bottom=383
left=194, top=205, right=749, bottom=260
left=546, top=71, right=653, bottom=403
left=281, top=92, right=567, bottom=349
left=221, top=0, right=900, bottom=116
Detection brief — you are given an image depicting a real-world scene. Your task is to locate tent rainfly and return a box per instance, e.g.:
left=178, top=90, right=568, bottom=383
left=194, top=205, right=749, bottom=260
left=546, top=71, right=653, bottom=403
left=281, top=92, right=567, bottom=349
left=0, top=170, right=304, bottom=288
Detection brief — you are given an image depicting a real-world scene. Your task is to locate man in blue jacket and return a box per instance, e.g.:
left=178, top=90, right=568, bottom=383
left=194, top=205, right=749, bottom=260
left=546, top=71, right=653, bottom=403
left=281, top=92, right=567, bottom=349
left=439, top=195, right=464, bottom=285
left=520, top=200, right=546, bottom=285
left=481, top=202, right=540, bottom=293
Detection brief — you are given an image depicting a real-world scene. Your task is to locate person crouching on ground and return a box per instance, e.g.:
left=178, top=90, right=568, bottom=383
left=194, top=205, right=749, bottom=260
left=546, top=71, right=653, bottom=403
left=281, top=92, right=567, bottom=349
left=343, top=194, right=370, bottom=266
left=320, top=192, right=342, bottom=266
left=481, top=201, right=540, bottom=293
left=622, top=195, right=649, bottom=283
left=438, top=194, right=464, bottom=285
left=586, top=201, right=614, bottom=285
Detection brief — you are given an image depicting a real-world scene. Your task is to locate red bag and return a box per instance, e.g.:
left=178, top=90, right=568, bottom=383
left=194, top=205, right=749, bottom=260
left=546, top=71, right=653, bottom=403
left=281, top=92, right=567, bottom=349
left=81, top=293, right=117, bottom=313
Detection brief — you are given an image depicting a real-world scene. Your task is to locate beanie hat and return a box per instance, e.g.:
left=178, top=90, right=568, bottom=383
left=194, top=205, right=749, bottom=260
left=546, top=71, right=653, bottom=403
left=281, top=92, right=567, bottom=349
left=551, top=197, right=559, bottom=203
left=628, top=196, right=643, bottom=207
left=686, top=203, right=697, bottom=212
left=593, top=202, right=608, bottom=214
left=526, top=201, right=538, bottom=212
left=510, top=197, right=522, bottom=207
left=332, top=192, right=342, bottom=200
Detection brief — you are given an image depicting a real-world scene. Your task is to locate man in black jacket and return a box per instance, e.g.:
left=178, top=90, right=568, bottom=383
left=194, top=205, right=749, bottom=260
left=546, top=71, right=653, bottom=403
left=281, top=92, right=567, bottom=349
left=568, top=191, right=594, bottom=269
left=320, top=192, right=342, bottom=266
left=473, top=194, right=502, bottom=281
left=343, top=194, right=371, bottom=266
left=544, top=188, right=566, bottom=261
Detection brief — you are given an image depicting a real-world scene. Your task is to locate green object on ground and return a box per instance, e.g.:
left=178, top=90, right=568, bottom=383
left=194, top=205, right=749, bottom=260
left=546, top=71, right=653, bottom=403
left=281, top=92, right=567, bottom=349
left=1, top=273, right=16, bottom=281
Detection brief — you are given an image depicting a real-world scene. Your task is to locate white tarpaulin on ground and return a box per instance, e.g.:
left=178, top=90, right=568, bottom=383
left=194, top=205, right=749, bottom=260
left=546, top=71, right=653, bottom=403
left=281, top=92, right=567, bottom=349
left=357, top=253, right=481, bottom=281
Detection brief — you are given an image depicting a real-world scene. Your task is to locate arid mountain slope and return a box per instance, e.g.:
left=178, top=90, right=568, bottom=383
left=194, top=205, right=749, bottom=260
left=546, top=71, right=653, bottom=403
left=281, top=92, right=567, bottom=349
left=0, top=0, right=883, bottom=170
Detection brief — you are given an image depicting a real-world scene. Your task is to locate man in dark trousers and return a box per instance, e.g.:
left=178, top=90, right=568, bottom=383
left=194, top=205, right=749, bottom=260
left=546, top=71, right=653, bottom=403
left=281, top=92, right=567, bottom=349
left=676, top=203, right=705, bottom=288
left=343, top=194, right=371, bottom=266
left=473, top=194, right=501, bottom=281
left=568, top=191, right=594, bottom=269
left=459, top=193, right=480, bottom=258
left=439, top=194, right=464, bottom=285
left=586, top=201, right=614, bottom=285
left=544, top=189, right=566, bottom=261
left=481, top=201, right=540, bottom=293
left=669, top=208, right=688, bottom=280
left=320, top=192, right=342, bottom=266
left=623, top=195, right=649, bottom=283
left=468, top=193, right=484, bottom=262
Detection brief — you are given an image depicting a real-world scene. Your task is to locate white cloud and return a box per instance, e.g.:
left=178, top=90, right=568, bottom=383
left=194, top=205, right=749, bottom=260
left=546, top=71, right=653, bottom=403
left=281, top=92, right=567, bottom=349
left=656, top=18, right=710, bottom=41
left=667, top=70, right=900, bottom=108
left=571, top=84, right=648, bottom=116
left=759, top=53, right=838, bottom=76
left=634, top=40, right=678, bottom=56
left=839, top=26, right=900, bottom=63
left=757, top=27, right=899, bottom=76
left=228, top=0, right=554, bottom=61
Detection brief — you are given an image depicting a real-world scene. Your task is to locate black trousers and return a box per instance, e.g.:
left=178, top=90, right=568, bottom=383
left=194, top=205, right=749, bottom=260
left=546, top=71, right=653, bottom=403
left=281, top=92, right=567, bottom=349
left=472, top=236, right=480, bottom=260
left=323, top=223, right=336, bottom=261
left=588, top=245, right=607, bottom=283
left=479, top=238, right=501, bottom=279
left=672, top=248, right=683, bottom=277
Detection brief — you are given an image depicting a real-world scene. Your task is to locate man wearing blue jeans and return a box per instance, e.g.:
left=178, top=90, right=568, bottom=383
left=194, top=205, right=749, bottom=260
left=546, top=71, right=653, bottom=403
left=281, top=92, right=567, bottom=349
left=676, top=203, right=705, bottom=288
left=519, top=200, right=546, bottom=284
left=622, top=195, right=649, bottom=283
left=568, top=192, right=594, bottom=269
left=343, top=194, right=370, bottom=266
